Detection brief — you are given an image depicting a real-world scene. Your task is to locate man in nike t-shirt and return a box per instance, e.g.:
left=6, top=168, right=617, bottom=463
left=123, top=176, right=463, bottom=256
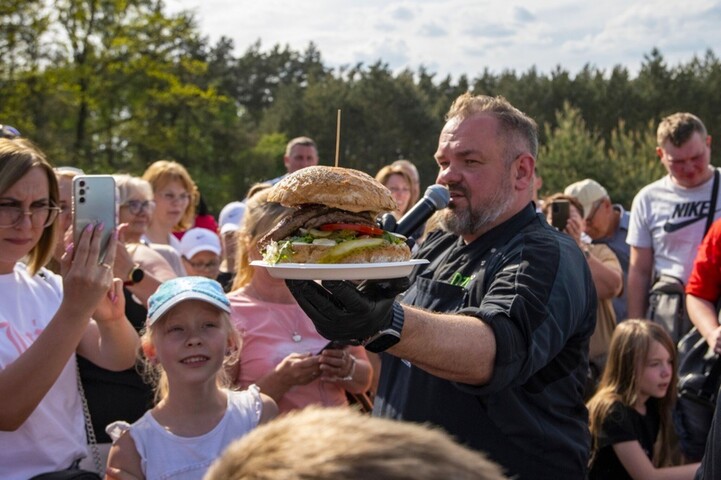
left=626, top=112, right=718, bottom=319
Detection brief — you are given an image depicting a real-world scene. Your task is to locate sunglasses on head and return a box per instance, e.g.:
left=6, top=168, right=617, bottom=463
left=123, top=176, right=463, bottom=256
left=0, top=125, right=21, bottom=139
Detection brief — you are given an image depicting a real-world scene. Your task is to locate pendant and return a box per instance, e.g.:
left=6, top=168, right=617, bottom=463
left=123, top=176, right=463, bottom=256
left=292, top=333, right=302, bottom=343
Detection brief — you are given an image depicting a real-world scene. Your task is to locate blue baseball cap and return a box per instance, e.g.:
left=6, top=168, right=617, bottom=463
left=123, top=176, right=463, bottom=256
left=147, top=276, right=231, bottom=326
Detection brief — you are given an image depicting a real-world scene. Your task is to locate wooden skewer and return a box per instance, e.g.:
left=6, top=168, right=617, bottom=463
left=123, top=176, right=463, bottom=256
left=335, top=109, right=341, bottom=167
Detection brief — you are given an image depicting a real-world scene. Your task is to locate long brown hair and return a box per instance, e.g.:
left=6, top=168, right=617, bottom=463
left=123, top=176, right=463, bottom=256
left=587, top=319, right=678, bottom=467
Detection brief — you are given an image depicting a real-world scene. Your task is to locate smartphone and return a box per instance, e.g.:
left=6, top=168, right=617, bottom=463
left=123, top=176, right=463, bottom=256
left=317, top=340, right=347, bottom=355
left=550, top=199, right=570, bottom=230
left=72, top=175, right=117, bottom=262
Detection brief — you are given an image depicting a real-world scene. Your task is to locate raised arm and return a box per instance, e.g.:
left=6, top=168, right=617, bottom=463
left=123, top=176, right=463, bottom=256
left=0, top=224, right=116, bottom=430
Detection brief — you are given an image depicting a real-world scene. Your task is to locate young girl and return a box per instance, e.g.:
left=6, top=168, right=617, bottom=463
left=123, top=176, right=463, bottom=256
left=106, top=276, right=278, bottom=479
left=587, top=320, right=701, bottom=479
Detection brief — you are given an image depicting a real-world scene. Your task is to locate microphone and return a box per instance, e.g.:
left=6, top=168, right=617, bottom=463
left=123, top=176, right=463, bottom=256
left=394, top=184, right=450, bottom=237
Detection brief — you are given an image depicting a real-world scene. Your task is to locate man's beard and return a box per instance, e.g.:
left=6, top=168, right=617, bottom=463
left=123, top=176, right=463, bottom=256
left=440, top=175, right=514, bottom=237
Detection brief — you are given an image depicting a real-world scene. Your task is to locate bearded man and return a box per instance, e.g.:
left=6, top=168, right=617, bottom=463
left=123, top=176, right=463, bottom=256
left=286, top=93, right=597, bottom=480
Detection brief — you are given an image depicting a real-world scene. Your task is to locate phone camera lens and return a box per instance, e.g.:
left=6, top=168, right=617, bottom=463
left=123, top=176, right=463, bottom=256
left=79, top=197, right=86, bottom=204
left=79, top=180, right=86, bottom=187
left=79, top=189, right=85, bottom=195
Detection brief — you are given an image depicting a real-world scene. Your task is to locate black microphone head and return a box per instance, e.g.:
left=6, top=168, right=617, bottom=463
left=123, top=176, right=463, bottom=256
left=424, top=184, right=450, bottom=209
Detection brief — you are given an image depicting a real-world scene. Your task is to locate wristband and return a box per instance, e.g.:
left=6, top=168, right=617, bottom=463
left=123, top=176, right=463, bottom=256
left=339, top=355, right=357, bottom=381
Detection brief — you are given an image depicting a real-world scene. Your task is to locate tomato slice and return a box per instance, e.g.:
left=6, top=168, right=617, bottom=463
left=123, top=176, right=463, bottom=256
left=319, top=223, right=385, bottom=236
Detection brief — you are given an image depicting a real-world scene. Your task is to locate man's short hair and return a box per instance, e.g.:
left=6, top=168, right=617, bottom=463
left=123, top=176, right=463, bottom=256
left=446, top=93, right=538, bottom=161
left=657, top=112, right=707, bottom=147
left=285, top=136, right=316, bottom=156
left=204, top=406, right=508, bottom=480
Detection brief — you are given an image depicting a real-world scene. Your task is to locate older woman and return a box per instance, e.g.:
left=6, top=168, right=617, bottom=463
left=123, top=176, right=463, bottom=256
left=228, top=186, right=373, bottom=413
left=142, top=160, right=198, bottom=251
left=0, top=138, right=137, bottom=478
left=113, top=173, right=184, bottom=278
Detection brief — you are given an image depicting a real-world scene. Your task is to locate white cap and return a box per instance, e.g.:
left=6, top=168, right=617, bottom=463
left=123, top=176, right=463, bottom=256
left=219, top=201, right=246, bottom=235
left=564, top=179, right=608, bottom=219
left=147, top=276, right=230, bottom=326
left=180, top=227, right=222, bottom=259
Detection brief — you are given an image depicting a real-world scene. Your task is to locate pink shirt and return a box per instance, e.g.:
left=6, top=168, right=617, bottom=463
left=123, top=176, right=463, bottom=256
left=228, top=290, right=367, bottom=413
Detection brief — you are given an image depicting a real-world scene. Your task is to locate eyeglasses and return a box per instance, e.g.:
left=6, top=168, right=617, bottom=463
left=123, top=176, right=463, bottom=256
left=0, top=203, right=60, bottom=228
left=0, top=125, right=21, bottom=139
left=122, top=200, right=155, bottom=215
left=159, top=192, right=191, bottom=203
left=182, top=256, right=220, bottom=271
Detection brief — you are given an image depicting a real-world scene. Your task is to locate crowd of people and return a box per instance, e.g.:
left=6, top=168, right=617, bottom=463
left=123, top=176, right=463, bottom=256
left=1, top=99, right=720, bottom=480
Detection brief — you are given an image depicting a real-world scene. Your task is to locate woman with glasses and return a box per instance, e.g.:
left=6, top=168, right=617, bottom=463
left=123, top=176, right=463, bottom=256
left=179, top=227, right=222, bottom=280
left=0, top=138, right=138, bottom=479
left=114, top=174, right=184, bottom=277
left=142, top=160, right=198, bottom=252
left=375, top=164, right=416, bottom=221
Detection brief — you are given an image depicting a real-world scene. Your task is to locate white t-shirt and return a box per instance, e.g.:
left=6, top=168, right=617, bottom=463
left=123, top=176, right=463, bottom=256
left=0, top=264, right=86, bottom=480
left=627, top=171, right=721, bottom=283
left=110, top=386, right=262, bottom=480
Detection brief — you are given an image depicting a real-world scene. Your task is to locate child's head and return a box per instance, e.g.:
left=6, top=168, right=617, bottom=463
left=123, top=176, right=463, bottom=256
left=588, top=319, right=678, bottom=467
left=180, top=227, right=222, bottom=279
left=141, top=277, right=239, bottom=400
left=601, top=319, right=677, bottom=404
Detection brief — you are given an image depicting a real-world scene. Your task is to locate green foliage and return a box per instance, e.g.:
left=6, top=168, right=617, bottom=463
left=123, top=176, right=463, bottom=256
left=2, top=1, right=721, bottom=215
left=540, top=105, right=665, bottom=209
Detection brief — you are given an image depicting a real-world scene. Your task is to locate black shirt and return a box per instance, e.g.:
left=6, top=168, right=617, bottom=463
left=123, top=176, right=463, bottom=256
left=589, top=399, right=660, bottom=480
left=374, top=203, right=597, bottom=480
left=77, top=288, right=154, bottom=443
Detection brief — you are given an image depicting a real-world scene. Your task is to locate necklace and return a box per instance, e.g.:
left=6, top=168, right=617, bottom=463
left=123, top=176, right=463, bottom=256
left=244, top=283, right=302, bottom=343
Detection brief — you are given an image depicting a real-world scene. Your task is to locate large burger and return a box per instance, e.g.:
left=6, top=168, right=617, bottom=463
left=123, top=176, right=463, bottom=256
left=260, top=166, right=412, bottom=264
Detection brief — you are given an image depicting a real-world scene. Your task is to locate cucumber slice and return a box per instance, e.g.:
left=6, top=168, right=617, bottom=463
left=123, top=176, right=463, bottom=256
left=320, top=238, right=385, bottom=263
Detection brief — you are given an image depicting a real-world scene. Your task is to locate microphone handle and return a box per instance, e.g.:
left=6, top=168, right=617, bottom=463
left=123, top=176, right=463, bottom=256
left=395, top=199, right=436, bottom=237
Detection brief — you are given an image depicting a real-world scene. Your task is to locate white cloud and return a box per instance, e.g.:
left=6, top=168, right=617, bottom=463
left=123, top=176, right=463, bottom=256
left=165, top=0, right=721, bottom=79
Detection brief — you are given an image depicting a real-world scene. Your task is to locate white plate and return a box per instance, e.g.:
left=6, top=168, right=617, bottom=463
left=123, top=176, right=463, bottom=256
left=250, top=259, right=429, bottom=280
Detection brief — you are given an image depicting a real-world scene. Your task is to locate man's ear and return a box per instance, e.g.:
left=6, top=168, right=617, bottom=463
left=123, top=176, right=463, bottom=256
left=656, top=146, right=665, bottom=160
left=514, top=154, right=535, bottom=190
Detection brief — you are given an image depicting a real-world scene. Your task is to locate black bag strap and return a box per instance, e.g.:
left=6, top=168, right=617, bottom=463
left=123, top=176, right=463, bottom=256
left=704, top=168, right=719, bottom=235
left=700, top=356, right=721, bottom=402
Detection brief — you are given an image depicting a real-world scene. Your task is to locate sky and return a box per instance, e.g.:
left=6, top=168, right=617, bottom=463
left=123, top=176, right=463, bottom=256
left=165, top=0, right=721, bottom=80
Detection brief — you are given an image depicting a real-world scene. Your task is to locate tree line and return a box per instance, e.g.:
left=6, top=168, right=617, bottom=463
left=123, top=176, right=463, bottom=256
left=2, top=0, right=720, bottom=212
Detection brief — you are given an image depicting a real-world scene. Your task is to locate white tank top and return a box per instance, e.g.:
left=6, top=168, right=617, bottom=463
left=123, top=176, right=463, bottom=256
left=109, top=386, right=262, bottom=480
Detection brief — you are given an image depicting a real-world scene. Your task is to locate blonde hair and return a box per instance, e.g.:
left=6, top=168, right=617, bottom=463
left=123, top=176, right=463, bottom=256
left=0, top=138, right=59, bottom=275
left=230, top=186, right=293, bottom=290
left=657, top=112, right=707, bottom=147
left=142, top=160, right=198, bottom=230
left=587, top=319, right=678, bottom=468
left=390, top=159, right=421, bottom=206
left=205, top=406, right=508, bottom=480
left=375, top=165, right=417, bottom=215
left=139, top=309, right=240, bottom=403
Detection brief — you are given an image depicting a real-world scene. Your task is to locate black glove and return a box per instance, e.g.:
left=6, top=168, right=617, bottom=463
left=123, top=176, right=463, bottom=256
left=285, top=277, right=410, bottom=342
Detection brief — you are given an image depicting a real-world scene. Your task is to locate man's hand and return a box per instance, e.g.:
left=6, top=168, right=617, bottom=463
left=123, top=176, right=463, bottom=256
left=285, top=277, right=409, bottom=341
